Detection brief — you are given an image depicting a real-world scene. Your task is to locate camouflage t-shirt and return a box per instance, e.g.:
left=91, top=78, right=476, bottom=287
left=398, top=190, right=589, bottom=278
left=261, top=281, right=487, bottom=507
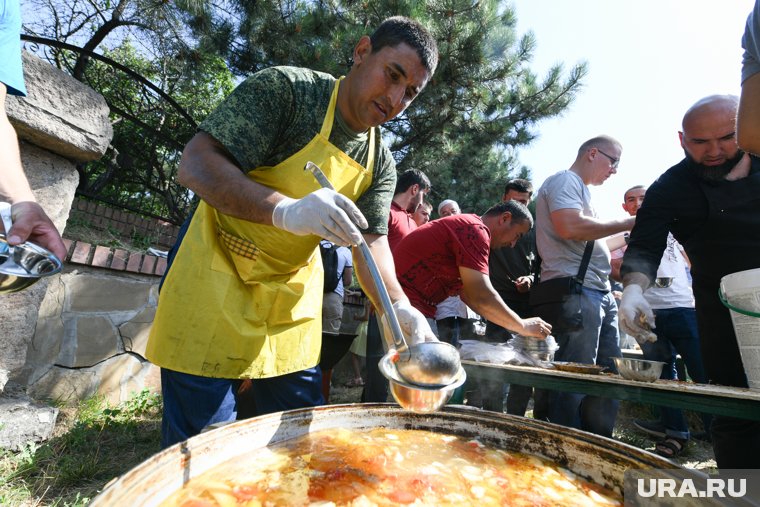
left=199, top=66, right=395, bottom=235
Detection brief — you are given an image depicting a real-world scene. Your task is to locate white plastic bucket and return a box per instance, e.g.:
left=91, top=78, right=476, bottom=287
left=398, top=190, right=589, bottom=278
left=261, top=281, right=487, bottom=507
left=719, top=268, right=760, bottom=390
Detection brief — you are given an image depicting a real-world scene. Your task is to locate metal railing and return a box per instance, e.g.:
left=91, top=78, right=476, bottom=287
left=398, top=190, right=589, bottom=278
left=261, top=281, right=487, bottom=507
left=22, top=35, right=197, bottom=226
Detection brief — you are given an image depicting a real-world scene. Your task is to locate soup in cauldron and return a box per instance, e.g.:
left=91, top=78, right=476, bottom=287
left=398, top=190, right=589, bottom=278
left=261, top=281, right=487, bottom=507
left=161, top=427, right=622, bottom=506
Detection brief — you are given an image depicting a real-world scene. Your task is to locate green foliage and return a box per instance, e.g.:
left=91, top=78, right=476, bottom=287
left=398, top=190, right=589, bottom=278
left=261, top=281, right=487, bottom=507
left=23, top=0, right=234, bottom=223
left=75, top=40, right=235, bottom=223
left=187, top=0, right=587, bottom=211
left=24, top=0, right=586, bottom=215
left=0, top=390, right=161, bottom=506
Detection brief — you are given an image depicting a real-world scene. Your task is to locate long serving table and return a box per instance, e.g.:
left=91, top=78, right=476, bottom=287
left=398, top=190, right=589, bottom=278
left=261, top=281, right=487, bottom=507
left=462, top=360, right=760, bottom=421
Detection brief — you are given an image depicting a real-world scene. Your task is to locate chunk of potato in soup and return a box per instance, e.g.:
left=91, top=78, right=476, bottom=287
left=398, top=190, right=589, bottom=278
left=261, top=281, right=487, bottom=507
left=162, top=428, right=622, bottom=506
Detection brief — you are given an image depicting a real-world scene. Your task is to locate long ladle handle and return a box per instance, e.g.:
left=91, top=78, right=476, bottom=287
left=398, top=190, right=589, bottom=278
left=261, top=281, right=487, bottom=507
left=304, top=161, right=407, bottom=352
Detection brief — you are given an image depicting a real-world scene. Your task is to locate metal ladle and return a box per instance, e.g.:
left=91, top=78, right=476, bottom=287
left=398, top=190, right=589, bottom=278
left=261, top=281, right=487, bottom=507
left=305, top=162, right=462, bottom=388
left=0, top=202, right=29, bottom=276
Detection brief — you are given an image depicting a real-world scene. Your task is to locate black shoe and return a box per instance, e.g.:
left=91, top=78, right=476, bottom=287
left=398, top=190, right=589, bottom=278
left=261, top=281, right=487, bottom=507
left=633, top=419, right=667, bottom=439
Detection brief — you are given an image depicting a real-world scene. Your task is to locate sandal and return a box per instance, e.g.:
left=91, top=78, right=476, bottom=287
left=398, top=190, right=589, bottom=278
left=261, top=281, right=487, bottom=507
left=655, top=437, right=687, bottom=459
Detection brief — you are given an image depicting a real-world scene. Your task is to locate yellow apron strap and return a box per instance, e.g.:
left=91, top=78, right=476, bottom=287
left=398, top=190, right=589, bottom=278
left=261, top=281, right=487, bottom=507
left=320, top=77, right=341, bottom=138
left=319, top=77, right=375, bottom=174
left=367, top=127, right=375, bottom=173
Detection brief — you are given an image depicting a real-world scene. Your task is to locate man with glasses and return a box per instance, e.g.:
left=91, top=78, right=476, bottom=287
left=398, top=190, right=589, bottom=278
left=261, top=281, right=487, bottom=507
left=532, top=135, right=634, bottom=437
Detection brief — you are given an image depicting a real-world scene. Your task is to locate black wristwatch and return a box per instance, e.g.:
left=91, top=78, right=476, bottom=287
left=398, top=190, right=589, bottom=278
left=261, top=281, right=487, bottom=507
left=624, top=233, right=630, bottom=245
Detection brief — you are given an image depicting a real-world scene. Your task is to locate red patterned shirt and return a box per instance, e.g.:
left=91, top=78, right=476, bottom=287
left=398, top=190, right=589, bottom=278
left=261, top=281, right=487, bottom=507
left=394, top=214, right=491, bottom=317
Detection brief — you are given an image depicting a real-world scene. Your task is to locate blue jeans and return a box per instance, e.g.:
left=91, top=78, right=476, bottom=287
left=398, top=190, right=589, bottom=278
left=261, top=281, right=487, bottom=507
left=160, top=367, right=324, bottom=449
left=640, top=307, right=712, bottom=439
left=546, top=288, right=621, bottom=437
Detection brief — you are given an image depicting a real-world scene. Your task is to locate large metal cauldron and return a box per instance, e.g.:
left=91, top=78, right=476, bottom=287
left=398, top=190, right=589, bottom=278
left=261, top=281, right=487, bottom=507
left=91, top=404, right=675, bottom=506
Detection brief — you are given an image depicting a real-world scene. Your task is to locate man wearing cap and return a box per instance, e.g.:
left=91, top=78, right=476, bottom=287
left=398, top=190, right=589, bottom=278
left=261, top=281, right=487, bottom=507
left=437, top=199, right=460, bottom=218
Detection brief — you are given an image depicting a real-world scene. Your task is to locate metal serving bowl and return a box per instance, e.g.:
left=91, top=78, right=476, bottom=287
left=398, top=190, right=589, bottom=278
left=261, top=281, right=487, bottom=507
left=511, top=334, right=559, bottom=363
left=612, top=357, right=665, bottom=383
left=0, top=234, right=63, bottom=293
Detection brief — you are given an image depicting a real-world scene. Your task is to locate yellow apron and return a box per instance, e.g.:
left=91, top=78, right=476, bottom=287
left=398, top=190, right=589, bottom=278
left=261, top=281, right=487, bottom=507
left=146, top=78, right=375, bottom=379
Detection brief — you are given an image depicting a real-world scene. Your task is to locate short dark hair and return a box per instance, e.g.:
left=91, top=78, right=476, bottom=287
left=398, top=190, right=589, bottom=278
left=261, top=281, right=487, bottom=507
left=624, top=184, right=647, bottom=198
left=504, top=178, right=533, bottom=197
left=370, top=16, right=439, bottom=75
left=483, top=200, right=533, bottom=228
left=395, top=169, right=431, bottom=195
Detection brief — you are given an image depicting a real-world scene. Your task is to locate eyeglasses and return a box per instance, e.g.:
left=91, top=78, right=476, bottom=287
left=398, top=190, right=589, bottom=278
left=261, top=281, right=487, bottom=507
left=596, top=148, right=620, bottom=169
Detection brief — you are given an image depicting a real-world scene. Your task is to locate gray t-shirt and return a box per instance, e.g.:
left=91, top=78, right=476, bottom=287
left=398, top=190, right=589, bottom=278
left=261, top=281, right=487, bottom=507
left=742, top=0, right=760, bottom=83
left=535, top=170, right=611, bottom=291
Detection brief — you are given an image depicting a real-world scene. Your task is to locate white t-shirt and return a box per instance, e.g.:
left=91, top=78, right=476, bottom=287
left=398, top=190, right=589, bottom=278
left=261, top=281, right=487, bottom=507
left=435, top=295, right=479, bottom=320
left=535, top=170, right=611, bottom=291
left=611, top=233, right=694, bottom=309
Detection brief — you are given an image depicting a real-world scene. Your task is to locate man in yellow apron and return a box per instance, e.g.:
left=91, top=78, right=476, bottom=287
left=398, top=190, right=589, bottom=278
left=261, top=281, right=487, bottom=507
left=146, top=16, right=440, bottom=448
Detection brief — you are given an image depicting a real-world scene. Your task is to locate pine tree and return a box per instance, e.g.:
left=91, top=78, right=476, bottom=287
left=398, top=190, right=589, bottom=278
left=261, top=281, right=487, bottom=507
left=24, top=0, right=586, bottom=215
left=187, top=0, right=587, bottom=211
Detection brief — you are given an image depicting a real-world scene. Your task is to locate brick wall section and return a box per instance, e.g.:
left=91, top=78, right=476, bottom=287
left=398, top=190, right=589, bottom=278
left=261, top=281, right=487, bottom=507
left=61, top=239, right=167, bottom=277
left=69, top=197, right=181, bottom=250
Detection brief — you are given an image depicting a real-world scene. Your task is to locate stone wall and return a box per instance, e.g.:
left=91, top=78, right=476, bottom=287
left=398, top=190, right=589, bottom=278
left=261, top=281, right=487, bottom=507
left=0, top=51, right=112, bottom=394
left=23, top=265, right=162, bottom=406
left=14, top=239, right=167, bottom=405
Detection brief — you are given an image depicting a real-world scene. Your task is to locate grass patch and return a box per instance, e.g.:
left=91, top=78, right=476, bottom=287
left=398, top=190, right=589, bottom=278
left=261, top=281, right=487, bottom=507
left=0, top=390, right=161, bottom=506
left=614, top=401, right=716, bottom=470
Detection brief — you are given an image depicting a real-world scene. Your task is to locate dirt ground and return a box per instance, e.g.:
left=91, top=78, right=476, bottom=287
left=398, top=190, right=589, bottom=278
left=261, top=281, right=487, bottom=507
left=326, top=354, right=717, bottom=471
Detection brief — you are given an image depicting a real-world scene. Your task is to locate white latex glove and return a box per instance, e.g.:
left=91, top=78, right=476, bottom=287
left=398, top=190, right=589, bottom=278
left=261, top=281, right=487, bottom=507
left=619, top=284, right=658, bottom=344
left=272, top=188, right=368, bottom=246
left=381, top=300, right=439, bottom=348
